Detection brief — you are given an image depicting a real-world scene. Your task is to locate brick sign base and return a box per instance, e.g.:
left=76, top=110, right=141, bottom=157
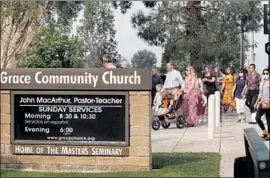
left=1, top=90, right=151, bottom=172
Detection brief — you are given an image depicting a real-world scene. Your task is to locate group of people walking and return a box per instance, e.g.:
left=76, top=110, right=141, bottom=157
left=151, top=63, right=269, bottom=139
left=101, top=54, right=269, bottom=140
left=152, top=63, right=211, bottom=127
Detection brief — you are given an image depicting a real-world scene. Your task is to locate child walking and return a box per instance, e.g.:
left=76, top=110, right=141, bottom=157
left=196, top=90, right=207, bottom=124
left=152, top=84, right=163, bottom=115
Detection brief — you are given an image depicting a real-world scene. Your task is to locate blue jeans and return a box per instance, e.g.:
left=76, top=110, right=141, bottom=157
left=255, top=104, right=270, bottom=133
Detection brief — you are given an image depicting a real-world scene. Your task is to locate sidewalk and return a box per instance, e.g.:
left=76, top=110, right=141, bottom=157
left=151, top=113, right=269, bottom=177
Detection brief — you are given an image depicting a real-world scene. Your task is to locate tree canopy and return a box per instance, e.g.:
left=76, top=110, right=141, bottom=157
left=131, top=49, right=157, bottom=68
left=1, top=1, right=83, bottom=68
left=78, top=1, right=118, bottom=68
left=1, top=1, right=264, bottom=69
left=130, top=1, right=263, bottom=72
left=18, top=26, right=85, bottom=68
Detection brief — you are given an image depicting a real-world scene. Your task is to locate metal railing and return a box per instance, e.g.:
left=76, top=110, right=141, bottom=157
left=234, top=128, right=270, bottom=178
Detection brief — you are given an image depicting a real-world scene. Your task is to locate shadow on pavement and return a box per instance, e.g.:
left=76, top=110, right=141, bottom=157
left=152, top=137, right=179, bottom=143
left=152, top=153, right=207, bottom=169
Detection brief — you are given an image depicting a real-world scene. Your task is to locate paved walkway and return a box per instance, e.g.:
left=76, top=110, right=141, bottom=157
left=151, top=112, right=269, bottom=177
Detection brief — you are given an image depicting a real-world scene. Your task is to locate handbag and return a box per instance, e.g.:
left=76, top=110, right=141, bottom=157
left=261, top=81, right=270, bottom=109
left=262, top=99, right=270, bottom=109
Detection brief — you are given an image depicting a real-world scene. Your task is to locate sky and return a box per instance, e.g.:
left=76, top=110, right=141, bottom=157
left=74, top=1, right=268, bottom=72
left=246, top=1, right=268, bottom=72
left=113, top=2, right=163, bottom=66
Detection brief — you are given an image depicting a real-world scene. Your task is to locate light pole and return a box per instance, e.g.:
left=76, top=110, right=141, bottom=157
left=264, top=2, right=270, bottom=68
left=268, top=1, right=270, bottom=69
left=251, top=30, right=255, bottom=64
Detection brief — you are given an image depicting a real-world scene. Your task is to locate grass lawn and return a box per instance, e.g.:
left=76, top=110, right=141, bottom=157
left=1, top=153, right=220, bottom=177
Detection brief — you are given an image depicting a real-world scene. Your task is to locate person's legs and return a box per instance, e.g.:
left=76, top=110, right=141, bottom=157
left=228, top=104, right=233, bottom=116
left=250, top=92, right=259, bottom=113
left=240, top=99, right=246, bottom=121
left=205, top=96, right=209, bottom=115
left=235, top=98, right=241, bottom=122
left=245, top=94, right=251, bottom=110
left=265, top=109, right=270, bottom=135
left=239, top=99, right=245, bottom=113
left=255, top=104, right=267, bottom=136
left=249, top=92, right=259, bottom=124
left=235, top=98, right=240, bottom=114
left=181, top=97, right=189, bottom=122
left=245, top=92, right=252, bottom=111
left=188, top=92, right=198, bottom=125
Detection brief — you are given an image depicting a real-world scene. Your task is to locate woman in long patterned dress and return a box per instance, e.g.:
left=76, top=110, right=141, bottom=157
left=182, top=66, right=198, bottom=126
left=221, top=67, right=236, bottom=115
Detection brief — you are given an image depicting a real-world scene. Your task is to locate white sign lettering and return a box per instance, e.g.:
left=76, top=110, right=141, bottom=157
left=0, top=70, right=142, bottom=87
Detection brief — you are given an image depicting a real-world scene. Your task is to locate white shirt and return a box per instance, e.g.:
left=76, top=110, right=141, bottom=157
left=153, top=92, right=162, bottom=111
left=162, top=69, right=184, bottom=90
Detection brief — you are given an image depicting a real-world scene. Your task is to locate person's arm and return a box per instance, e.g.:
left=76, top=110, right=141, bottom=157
left=202, top=94, right=207, bottom=106
left=231, top=75, right=237, bottom=97
left=161, top=77, right=167, bottom=92
left=242, top=85, right=247, bottom=94
left=220, top=77, right=225, bottom=93
left=254, top=95, right=262, bottom=109
left=181, top=77, right=187, bottom=93
left=199, top=78, right=204, bottom=92
left=206, top=76, right=215, bottom=83
left=202, top=75, right=206, bottom=83
left=153, top=93, right=157, bottom=106
left=176, top=71, right=185, bottom=88
left=241, top=79, right=248, bottom=97
left=254, top=82, right=263, bottom=108
left=232, top=81, right=236, bottom=98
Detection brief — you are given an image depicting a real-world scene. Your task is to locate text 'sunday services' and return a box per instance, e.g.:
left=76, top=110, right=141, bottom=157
left=0, top=71, right=141, bottom=87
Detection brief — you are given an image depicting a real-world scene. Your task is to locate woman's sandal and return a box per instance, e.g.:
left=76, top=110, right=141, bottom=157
left=261, top=134, right=268, bottom=139
left=263, top=136, right=270, bottom=141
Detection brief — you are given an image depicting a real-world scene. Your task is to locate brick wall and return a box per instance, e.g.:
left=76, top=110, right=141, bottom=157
left=0, top=90, right=151, bottom=172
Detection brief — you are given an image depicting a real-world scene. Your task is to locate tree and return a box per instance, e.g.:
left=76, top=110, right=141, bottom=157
left=1, top=1, right=83, bottom=68
left=160, top=43, right=189, bottom=74
left=130, top=1, right=263, bottom=73
left=131, top=49, right=157, bottom=68
left=77, top=1, right=118, bottom=67
left=116, top=55, right=132, bottom=68
left=18, top=26, right=85, bottom=68
left=1, top=1, right=47, bottom=68
left=112, top=1, right=157, bottom=13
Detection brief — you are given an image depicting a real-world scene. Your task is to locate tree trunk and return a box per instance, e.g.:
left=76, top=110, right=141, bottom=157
left=187, top=1, right=202, bottom=76
left=1, top=2, right=47, bottom=68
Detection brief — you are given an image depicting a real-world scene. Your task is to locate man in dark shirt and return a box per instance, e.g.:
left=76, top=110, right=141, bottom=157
left=202, top=68, right=216, bottom=99
left=242, top=64, right=261, bottom=124
left=151, top=68, right=163, bottom=105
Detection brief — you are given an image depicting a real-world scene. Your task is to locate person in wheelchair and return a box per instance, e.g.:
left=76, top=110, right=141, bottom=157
left=158, top=88, right=183, bottom=120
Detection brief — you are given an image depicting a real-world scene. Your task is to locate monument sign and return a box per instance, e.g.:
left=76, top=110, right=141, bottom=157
left=1, top=68, right=151, bottom=172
